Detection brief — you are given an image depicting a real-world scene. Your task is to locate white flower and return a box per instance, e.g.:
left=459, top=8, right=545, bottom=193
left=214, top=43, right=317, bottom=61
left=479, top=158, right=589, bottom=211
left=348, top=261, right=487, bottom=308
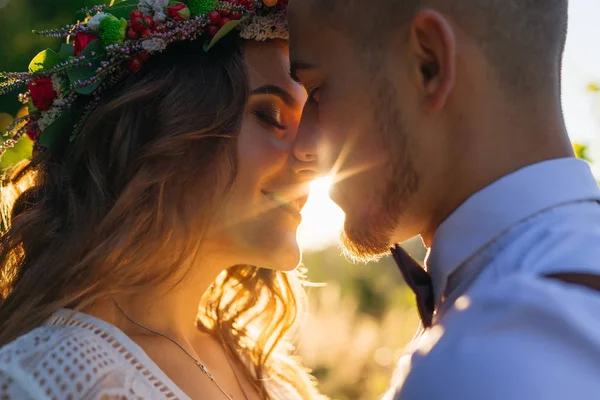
left=141, top=38, right=167, bottom=53
left=153, top=9, right=166, bottom=22
left=239, top=12, right=289, bottom=42
left=37, top=105, right=62, bottom=131
left=53, top=98, right=66, bottom=107
left=138, top=0, right=169, bottom=22
left=139, top=0, right=169, bottom=10
left=87, top=12, right=108, bottom=32
left=37, top=115, right=49, bottom=131
left=51, top=76, right=64, bottom=94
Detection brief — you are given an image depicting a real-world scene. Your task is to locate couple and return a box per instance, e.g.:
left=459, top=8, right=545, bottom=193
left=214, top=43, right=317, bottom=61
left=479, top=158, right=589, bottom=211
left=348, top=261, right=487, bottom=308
left=1, top=0, right=599, bottom=399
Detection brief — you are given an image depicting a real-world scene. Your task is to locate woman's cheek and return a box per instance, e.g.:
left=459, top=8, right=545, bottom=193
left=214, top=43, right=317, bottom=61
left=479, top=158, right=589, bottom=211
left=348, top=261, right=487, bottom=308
left=239, top=126, right=288, bottom=176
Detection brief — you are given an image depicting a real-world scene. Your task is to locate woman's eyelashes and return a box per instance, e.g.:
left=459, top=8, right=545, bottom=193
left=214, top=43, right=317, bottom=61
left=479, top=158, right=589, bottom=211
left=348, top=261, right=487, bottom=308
left=253, top=103, right=288, bottom=131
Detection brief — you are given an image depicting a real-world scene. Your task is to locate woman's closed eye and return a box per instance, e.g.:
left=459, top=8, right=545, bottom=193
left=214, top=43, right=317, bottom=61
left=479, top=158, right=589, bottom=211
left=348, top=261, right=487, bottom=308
left=253, top=103, right=288, bottom=131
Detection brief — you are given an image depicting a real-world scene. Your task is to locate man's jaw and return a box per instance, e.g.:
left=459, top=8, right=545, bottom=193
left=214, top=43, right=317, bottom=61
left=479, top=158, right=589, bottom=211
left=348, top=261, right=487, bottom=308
left=340, top=214, right=396, bottom=263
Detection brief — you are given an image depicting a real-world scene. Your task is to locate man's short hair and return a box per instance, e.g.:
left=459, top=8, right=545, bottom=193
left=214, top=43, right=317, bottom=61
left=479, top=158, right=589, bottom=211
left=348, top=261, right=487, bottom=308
left=313, top=0, right=569, bottom=95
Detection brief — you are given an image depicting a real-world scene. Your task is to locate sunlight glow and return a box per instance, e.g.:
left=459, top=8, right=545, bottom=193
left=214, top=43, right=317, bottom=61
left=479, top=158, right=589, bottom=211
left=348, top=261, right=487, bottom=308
left=297, top=177, right=345, bottom=251
left=415, top=325, right=445, bottom=356
left=454, top=295, right=472, bottom=312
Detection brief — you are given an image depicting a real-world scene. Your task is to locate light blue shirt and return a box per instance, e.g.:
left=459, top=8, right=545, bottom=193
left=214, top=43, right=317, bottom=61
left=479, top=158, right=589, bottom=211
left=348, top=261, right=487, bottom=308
left=392, top=158, right=600, bottom=400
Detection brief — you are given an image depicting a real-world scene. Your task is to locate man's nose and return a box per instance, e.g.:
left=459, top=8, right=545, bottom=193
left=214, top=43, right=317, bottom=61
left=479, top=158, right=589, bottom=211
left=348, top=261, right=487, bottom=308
left=291, top=108, right=322, bottom=177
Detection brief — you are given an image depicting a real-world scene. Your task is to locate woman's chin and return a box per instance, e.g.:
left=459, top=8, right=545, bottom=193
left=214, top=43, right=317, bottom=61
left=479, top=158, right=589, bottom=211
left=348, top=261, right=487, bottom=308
left=231, top=225, right=302, bottom=271
left=248, top=232, right=301, bottom=271
left=263, top=240, right=302, bottom=271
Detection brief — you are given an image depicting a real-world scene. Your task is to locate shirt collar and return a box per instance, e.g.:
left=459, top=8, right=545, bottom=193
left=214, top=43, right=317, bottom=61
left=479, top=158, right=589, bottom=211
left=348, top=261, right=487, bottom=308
left=426, top=158, right=600, bottom=304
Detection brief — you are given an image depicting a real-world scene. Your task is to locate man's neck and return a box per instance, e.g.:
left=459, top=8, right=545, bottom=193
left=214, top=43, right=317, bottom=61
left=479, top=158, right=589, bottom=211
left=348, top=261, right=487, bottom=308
left=421, top=111, right=573, bottom=247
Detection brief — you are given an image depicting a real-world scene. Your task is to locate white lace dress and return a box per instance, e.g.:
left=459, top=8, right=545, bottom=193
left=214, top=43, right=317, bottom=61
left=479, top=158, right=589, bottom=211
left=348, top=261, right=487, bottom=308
left=0, top=309, right=300, bottom=399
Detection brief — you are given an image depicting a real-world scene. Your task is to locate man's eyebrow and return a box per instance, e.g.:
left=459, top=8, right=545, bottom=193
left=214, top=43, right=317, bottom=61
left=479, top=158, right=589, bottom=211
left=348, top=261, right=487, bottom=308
left=289, top=61, right=316, bottom=83
left=250, top=84, right=297, bottom=107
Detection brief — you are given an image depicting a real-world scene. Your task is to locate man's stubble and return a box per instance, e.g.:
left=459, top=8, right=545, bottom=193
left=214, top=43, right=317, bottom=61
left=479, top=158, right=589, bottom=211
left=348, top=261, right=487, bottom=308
left=341, top=74, right=420, bottom=262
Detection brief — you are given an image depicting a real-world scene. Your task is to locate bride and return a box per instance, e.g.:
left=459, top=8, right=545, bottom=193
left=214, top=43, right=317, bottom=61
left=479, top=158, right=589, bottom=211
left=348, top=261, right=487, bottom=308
left=0, top=0, right=325, bottom=399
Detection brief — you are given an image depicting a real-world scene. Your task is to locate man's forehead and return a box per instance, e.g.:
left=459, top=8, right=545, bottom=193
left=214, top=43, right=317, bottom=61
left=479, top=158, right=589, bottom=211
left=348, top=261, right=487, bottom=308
left=287, top=2, right=312, bottom=60
left=288, top=0, right=332, bottom=56
left=287, top=0, right=321, bottom=31
left=287, top=0, right=313, bottom=17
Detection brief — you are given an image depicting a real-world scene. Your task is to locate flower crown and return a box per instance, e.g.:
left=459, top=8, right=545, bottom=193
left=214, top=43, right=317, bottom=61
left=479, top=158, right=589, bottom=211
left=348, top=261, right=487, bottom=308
left=0, top=0, right=288, bottom=164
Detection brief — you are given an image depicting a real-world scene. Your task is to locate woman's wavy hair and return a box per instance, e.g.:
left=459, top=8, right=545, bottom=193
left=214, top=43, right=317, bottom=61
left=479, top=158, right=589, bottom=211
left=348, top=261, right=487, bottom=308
left=0, top=36, right=322, bottom=399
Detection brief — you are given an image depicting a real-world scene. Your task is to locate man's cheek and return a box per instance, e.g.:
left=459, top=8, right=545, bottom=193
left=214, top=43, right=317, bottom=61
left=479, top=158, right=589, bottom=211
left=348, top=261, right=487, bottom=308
left=316, top=117, right=340, bottom=171
left=319, top=110, right=344, bottom=148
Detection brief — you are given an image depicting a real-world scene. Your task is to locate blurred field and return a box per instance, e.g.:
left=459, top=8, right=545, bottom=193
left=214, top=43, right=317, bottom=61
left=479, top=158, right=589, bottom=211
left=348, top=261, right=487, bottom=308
left=298, top=239, right=425, bottom=400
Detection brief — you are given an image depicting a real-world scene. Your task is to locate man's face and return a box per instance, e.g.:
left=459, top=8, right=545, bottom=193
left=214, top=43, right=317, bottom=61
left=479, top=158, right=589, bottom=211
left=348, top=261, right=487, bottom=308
left=289, top=2, right=433, bottom=261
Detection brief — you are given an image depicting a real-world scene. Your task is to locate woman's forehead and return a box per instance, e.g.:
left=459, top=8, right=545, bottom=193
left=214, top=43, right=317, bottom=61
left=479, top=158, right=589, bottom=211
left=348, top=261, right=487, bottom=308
left=244, top=41, right=297, bottom=92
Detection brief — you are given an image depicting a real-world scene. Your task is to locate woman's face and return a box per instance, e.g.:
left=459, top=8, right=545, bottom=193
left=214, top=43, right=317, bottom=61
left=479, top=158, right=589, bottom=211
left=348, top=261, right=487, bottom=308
left=207, top=40, right=313, bottom=271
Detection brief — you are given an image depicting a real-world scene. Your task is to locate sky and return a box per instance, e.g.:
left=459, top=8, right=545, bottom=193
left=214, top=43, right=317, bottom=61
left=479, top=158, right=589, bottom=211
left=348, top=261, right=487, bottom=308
left=562, top=0, right=600, bottom=164
left=298, top=0, right=600, bottom=251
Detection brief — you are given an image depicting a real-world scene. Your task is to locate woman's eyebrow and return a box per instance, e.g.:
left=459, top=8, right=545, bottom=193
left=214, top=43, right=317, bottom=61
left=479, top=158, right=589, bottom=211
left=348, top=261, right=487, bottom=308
left=250, top=84, right=297, bottom=107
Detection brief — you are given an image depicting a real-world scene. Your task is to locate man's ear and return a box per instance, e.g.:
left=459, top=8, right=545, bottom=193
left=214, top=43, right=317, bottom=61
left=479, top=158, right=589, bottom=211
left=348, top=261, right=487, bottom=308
left=408, top=9, right=456, bottom=112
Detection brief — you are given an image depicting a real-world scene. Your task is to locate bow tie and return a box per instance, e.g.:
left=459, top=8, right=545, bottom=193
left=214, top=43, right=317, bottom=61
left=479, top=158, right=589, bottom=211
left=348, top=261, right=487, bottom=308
left=391, top=245, right=435, bottom=328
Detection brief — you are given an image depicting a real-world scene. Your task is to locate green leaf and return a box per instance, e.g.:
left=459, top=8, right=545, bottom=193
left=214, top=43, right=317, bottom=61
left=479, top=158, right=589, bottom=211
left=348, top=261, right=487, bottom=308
left=59, top=43, right=75, bottom=58
left=38, top=109, right=72, bottom=150
left=105, top=0, right=140, bottom=19
left=204, top=17, right=246, bottom=51
left=67, top=40, right=106, bottom=95
left=0, top=136, right=33, bottom=170
left=573, top=143, right=592, bottom=163
left=28, top=49, right=67, bottom=73
left=0, top=113, right=13, bottom=132
left=27, top=98, right=38, bottom=114
left=74, top=80, right=103, bottom=95
left=186, top=0, right=217, bottom=16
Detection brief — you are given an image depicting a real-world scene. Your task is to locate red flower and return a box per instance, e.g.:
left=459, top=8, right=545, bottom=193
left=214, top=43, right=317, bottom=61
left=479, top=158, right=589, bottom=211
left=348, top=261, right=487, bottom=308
left=73, top=32, right=98, bottom=56
left=28, top=77, right=57, bottom=111
left=168, top=4, right=190, bottom=21
left=26, top=128, right=40, bottom=141
left=25, top=121, right=39, bottom=141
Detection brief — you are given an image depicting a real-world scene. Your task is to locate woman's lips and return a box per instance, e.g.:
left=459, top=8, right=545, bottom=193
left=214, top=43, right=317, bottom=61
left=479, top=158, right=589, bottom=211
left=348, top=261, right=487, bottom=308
left=261, top=190, right=309, bottom=221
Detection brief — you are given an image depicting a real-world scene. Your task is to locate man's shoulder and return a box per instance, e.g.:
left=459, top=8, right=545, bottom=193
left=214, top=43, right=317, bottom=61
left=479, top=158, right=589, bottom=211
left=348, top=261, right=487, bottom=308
left=509, top=200, right=600, bottom=274
left=451, top=272, right=600, bottom=348
left=394, top=274, right=600, bottom=399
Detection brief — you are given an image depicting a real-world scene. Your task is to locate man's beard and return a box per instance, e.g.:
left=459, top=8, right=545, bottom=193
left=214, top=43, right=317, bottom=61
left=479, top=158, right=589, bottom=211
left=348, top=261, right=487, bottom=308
left=341, top=78, right=419, bottom=263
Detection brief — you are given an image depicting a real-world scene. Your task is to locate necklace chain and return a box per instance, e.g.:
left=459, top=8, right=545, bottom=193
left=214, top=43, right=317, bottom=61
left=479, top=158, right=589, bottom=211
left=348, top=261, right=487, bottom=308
left=113, top=300, right=234, bottom=400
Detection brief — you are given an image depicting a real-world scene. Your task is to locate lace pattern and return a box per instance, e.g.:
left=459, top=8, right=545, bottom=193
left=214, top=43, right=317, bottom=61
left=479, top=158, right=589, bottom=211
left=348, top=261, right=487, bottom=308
left=0, top=310, right=301, bottom=399
left=0, top=310, right=191, bottom=399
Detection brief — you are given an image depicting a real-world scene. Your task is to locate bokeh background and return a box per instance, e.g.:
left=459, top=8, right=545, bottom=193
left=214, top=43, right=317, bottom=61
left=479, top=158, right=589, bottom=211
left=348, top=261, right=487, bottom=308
left=1, top=1, right=599, bottom=399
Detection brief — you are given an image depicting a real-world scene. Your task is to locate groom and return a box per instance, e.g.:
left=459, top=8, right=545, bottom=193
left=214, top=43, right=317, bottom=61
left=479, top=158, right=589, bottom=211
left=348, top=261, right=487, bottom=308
left=288, top=0, right=600, bottom=399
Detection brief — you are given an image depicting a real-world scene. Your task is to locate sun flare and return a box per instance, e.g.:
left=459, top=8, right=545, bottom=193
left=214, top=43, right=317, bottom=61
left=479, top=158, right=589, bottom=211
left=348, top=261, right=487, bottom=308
left=297, top=177, right=345, bottom=251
